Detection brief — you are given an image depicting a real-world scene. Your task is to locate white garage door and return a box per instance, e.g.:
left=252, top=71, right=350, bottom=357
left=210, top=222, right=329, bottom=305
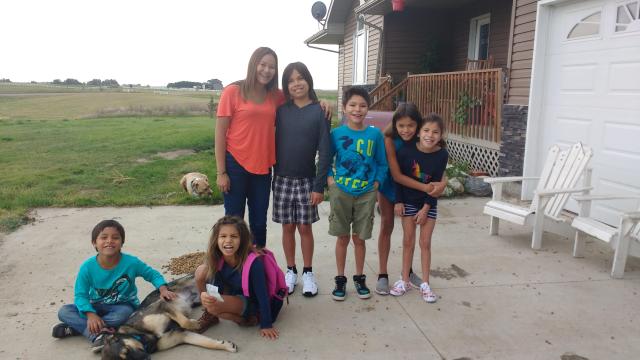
left=536, top=0, right=640, bottom=225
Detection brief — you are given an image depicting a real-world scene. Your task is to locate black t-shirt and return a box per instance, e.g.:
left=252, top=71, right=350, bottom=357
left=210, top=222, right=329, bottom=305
left=395, top=144, right=449, bottom=207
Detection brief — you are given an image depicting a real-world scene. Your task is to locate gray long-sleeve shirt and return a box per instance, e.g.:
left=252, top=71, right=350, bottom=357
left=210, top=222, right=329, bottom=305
left=274, top=101, right=332, bottom=193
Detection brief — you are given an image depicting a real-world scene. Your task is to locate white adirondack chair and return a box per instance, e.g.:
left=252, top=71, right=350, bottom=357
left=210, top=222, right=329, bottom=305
left=483, top=142, right=593, bottom=249
left=571, top=194, right=640, bottom=278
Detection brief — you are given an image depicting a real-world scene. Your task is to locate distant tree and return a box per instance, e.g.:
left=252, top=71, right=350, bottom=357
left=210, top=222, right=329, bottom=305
left=206, top=79, right=223, bottom=90
left=63, top=78, right=82, bottom=85
left=87, top=79, right=102, bottom=86
left=167, top=81, right=202, bottom=89
left=102, top=79, right=119, bottom=87
left=30, top=81, right=37, bottom=84
left=0, top=78, right=11, bottom=83
left=53, top=79, right=62, bottom=85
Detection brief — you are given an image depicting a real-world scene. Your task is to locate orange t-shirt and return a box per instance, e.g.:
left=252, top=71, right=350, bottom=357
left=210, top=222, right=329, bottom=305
left=216, top=84, right=285, bottom=174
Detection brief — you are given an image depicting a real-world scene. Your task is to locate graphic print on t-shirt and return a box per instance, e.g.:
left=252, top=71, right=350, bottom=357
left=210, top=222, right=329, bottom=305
left=411, top=160, right=431, bottom=183
left=95, top=275, right=132, bottom=304
left=335, top=135, right=372, bottom=189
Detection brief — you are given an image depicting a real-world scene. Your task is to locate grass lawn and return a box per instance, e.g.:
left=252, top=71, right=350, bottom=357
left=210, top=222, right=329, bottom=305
left=0, top=116, right=220, bottom=232
left=0, top=87, right=339, bottom=233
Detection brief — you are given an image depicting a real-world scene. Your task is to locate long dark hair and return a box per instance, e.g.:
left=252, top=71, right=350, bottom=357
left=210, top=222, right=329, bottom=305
left=205, top=216, right=253, bottom=282
left=281, top=62, right=318, bottom=102
left=390, top=102, right=422, bottom=142
left=237, top=47, right=279, bottom=100
left=421, top=112, right=447, bottom=148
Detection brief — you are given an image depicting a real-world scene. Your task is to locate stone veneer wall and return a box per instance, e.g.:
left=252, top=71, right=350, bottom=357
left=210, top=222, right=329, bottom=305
left=499, top=104, right=528, bottom=177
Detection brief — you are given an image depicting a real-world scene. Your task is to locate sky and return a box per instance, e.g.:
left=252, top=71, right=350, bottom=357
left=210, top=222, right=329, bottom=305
left=0, top=0, right=339, bottom=89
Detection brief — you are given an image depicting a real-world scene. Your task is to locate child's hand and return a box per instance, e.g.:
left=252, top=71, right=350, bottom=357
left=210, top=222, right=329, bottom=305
left=260, top=327, right=279, bottom=340
left=319, top=100, right=333, bottom=120
left=415, top=204, right=430, bottom=225
left=394, top=203, right=404, bottom=217
left=428, top=181, right=446, bottom=197
left=159, top=286, right=177, bottom=301
left=86, top=312, right=105, bottom=335
left=310, top=191, right=324, bottom=205
left=373, top=181, right=379, bottom=190
left=200, top=292, right=219, bottom=314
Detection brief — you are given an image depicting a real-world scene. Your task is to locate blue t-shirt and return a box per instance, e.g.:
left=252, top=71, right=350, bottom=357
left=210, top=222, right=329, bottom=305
left=379, top=137, right=406, bottom=202
left=395, top=145, right=449, bottom=207
left=329, top=125, right=388, bottom=196
left=74, top=253, right=167, bottom=316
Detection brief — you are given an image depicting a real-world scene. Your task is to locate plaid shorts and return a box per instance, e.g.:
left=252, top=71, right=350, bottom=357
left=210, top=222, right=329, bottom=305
left=272, top=176, right=320, bottom=224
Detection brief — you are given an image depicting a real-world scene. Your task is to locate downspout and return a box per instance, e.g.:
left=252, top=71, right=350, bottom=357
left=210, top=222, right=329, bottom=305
left=357, top=14, right=384, bottom=84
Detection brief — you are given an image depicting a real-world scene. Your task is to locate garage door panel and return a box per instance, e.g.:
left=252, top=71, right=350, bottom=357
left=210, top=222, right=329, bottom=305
left=609, top=61, right=640, bottom=94
left=602, top=121, right=640, bottom=155
left=560, top=63, right=598, bottom=92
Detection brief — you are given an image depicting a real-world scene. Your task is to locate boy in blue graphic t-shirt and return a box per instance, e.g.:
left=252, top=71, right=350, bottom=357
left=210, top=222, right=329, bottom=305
left=327, top=87, right=388, bottom=301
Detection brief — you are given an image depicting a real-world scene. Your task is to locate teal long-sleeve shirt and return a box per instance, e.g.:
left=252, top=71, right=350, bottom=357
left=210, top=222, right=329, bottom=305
left=329, top=125, right=388, bottom=196
left=74, top=253, right=167, bottom=316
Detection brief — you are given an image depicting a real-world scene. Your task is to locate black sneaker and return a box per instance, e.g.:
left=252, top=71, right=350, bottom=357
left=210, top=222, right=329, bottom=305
left=353, top=274, right=372, bottom=299
left=331, top=275, right=347, bottom=301
left=51, top=323, right=79, bottom=338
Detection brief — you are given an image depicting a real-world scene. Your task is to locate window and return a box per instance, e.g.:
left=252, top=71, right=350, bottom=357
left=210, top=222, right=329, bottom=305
left=353, top=20, right=368, bottom=84
left=615, top=1, right=640, bottom=33
left=567, top=11, right=601, bottom=39
left=468, top=14, right=491, bottom=61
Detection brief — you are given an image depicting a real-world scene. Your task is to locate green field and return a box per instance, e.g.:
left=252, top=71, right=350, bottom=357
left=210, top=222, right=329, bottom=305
left=0, top=85, right=338, bottom=232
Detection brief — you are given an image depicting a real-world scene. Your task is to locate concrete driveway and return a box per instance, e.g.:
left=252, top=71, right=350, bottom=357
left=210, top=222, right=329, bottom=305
left=1, top=197, right=638, bottom=359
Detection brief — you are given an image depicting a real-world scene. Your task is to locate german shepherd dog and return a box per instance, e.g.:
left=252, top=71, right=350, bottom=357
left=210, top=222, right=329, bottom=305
left=100, top=274, right=237, bottom=359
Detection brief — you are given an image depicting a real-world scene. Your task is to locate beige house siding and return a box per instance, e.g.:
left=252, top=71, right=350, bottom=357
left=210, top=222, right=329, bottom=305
left=337, top=0, right=383, bottom=106
left=507, top=0, right=538, bottom=105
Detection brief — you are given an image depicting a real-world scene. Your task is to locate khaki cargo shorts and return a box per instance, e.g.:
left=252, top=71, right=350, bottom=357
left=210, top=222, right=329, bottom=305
left=327, top=183, right=377, bottom=239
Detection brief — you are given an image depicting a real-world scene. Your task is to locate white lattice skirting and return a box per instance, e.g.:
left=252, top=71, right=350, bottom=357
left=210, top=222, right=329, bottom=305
left=447, top=134, right=500, bottom=177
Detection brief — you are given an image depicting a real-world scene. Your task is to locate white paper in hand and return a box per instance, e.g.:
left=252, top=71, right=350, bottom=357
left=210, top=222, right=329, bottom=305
left=205, top=284, right=224, bottom=302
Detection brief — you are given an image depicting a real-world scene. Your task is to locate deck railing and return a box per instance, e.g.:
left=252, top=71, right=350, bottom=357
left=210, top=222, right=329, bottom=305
left=368, top=75, right=392, bottom=105
left=370, top=68, right=504, bottom=144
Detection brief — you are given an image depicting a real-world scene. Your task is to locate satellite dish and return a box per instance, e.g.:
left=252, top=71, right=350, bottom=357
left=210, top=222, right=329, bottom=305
left=311, top=1, right=327, bottom=22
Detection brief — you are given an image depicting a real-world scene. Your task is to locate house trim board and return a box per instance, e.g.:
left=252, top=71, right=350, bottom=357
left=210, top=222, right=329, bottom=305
left=523, top=0, right=582, bottom=200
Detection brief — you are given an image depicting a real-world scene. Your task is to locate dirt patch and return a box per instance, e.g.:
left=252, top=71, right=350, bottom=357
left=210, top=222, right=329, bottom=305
left=431, top=264, right=470, bottom=280
left=162, top=251, right=205, bottom=275
left=136, top=149, right=196, bottom=163
left=156, top=149, right=196, bottom=160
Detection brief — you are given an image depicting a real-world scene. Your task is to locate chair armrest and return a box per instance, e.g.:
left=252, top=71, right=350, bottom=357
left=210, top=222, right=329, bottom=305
left=623, top=211, right=640, bottom=221
left=484, top=176, right=540, bottom=184
left=536, top=186, right=593, bottom=197
left=573, top=194, right=640, bottom=202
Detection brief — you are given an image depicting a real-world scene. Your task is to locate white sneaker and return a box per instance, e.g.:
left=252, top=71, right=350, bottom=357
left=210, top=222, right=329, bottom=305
left=302, top=271, right=318, bottom=297
left=389, top=279, right=409, bottom=296
left=420, top=282, right=437, bottom=303
left=285, top=269, right=297, bottom=295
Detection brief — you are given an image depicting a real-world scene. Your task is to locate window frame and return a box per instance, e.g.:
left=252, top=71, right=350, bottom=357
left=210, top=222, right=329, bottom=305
left=353, top=20, right=369, bottom=85
left=468, top=13, right=491, bottom=61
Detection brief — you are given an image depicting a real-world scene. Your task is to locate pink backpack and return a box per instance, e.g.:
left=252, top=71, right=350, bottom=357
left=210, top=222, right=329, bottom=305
left=217, top=248, right=288, bottom=302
